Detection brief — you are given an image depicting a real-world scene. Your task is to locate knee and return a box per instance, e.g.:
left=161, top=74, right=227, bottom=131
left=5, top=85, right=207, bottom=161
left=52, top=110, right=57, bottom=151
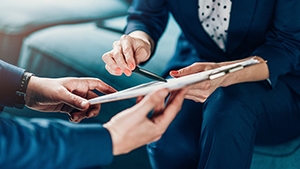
left=147, top=135, right=199, bottom=168
left=202, top=89, right=256, bottom=132
left=147, top=130, right=198, bottom=159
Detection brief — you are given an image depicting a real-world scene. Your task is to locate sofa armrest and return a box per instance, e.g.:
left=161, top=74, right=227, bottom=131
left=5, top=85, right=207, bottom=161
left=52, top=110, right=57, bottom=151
left=0, top=0, right=130, bottom=65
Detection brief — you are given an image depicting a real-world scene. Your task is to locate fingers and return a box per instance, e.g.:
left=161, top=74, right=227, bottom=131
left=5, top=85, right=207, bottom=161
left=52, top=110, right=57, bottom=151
left=68, top=91, right=101, bottom=123
left=64, top=80, right=106, bottom=122
left=169, top=64, right=201, bottom=77
left=120, top=35, right=136, bottom=70
left=152, top=89, right=187, bottom=128
left=103, top=53, right=122, bottom=76
left=84, top=78, right=117, bottom=94
left=102, top=35, right=136, bottom=76
left=69, top=104, right=100, bottom=123
left=135, top=96, right=144, bottom=104
left=132, top=89, right=169, bottom=116
left=102, top=35, right=152, bottom=76
left=169, top=63, right=218, bottom=77
left=62, top=91, right=90, bottom=111
left=58, top=78, right=115, bottom=122
left=178, top=79, right=212, bottom=103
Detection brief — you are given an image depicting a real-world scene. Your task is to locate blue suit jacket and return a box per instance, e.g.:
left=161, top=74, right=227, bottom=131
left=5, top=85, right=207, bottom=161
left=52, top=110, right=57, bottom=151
left=125, top=0, right=300, bottom=94
left=0, top=60, right=113, bottom=168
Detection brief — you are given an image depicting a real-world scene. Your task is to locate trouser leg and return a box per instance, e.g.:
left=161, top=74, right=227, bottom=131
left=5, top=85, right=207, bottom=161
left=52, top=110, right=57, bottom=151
left=197, top=81, right=300, bottom=169
left=147, top=80, right=300, bottom=169
left=147, top=99, right=203, bottom=169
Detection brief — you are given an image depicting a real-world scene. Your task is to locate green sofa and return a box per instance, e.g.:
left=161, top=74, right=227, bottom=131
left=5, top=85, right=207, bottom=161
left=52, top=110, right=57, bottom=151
left=2, top=0, right=300, bottom=169
left=0, top=0, right=130, bottom=65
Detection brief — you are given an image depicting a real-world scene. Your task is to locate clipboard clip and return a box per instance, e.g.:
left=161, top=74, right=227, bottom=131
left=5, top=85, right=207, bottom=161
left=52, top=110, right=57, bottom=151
left=208, top=65, right=244, bottom=80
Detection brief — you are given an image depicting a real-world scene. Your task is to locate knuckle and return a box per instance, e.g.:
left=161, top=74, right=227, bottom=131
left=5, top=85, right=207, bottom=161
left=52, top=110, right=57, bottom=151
left=179, top=67, right=188, bottom=74
left=71, top=95, right=80, bottom=104
left=112, top=40, right=120, bottom=48
left=191, top=63, right=198, bottom=67
left=57, top=87, right=66, bottom=95
left=139, top=48, right=148, bottom=57
left=202, top=81, right=211, bottom=90
left=102, top=52, right=111, bottom=60
left=120, top=34, right=128, bottom=40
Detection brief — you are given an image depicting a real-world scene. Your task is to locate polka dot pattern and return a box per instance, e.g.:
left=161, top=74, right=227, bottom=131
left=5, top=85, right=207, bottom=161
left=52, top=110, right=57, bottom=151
left=198, top=0, right=232, bottom=51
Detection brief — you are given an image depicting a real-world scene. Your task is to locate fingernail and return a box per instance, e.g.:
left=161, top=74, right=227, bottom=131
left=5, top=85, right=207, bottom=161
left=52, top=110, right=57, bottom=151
left=129, top=63, right=135, bottom=70
left=87, top=113, right=94, bottom=118
left=72, top=116, right=78, bottom=121
left=116, top=68, right=122, bottom=74
left=81, top=100, right=89, bottom=108
left=124, top=69, right=132, bottom=76
left=170, top=70, right=178, bottom=75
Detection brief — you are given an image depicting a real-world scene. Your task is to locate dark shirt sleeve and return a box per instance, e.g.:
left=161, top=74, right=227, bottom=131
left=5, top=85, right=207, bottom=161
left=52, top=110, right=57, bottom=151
left=0, top=60, right=25, bottom=108
left=0, top=112, right=113, bottom=168
left=124, top=0, right=169, bottom=55
left=251, top=0, right=300, bottom=87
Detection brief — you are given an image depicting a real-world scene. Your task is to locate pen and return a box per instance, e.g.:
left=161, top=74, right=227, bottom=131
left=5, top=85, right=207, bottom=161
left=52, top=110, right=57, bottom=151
left=133, top=66, right=167, bottom=82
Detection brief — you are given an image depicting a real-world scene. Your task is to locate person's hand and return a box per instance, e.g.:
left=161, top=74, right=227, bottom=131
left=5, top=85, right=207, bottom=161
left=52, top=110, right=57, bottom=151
left=169, top=57, right=269, bottom=103
left=170, top=62, right=223, bottom=102
left=102, top=31, right=153, bottom=76
left=103, top=88, right=187, bottom=155
left=25, top=76, right=117, bottom=123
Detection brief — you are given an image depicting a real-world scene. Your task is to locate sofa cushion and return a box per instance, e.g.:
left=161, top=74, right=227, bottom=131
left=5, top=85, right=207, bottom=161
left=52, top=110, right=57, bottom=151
left=0, top=0, right=130, bottom=65
left=251, top=135, right=300, bottom=169
left=0, top=0, right=130, bottom=35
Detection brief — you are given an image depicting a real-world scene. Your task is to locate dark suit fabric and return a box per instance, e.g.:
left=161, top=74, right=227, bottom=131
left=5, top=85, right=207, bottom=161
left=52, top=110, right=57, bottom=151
left=0, top=60, right=113, bottom=168
left=125, top=0, right=300, bottom=168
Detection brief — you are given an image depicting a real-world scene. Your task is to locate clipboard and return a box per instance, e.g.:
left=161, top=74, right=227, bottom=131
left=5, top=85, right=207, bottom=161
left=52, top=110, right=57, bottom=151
left=89, top=58, right=260, bottom=105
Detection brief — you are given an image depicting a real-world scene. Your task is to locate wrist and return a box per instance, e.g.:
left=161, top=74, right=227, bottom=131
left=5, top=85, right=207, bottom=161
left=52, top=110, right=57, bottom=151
left=14, top=72, right=34, bottom=109
left=103, top=123, right=124, bottom=156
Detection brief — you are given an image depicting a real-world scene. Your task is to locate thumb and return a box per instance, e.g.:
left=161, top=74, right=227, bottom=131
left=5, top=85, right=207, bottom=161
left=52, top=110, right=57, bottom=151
left=152, top=89, right=187, bottom=128
left=63, top=91, right=90, bottom=111
left=134, top=89, right=169, bottom=116
left=170, top=64, right=205, bottom=77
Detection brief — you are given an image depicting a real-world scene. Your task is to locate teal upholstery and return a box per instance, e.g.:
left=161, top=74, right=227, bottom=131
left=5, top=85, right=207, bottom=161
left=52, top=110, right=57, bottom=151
left=251, top=136, right=300, bottom=169
left=0, top=0, right=129, bottom=65
left=4, top=0, right=300, bottom=168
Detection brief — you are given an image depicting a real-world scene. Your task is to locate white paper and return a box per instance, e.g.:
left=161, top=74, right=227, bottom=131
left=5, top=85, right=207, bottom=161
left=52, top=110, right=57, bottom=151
left=89, top=58, right=259, bottom=105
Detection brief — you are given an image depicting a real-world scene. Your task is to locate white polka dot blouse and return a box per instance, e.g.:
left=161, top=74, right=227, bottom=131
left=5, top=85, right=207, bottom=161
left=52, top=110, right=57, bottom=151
left=198, top=0, right=232, bottom=51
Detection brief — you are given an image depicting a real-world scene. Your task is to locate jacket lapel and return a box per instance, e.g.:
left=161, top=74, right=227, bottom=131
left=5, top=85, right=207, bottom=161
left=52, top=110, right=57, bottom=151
left=226, top=0, right=258, bottom=56
left=177, top=0, right=223, bottom=51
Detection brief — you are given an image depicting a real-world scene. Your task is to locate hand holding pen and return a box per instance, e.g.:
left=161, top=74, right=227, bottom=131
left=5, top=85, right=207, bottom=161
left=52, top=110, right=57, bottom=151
left=102, top=33, right=154, bottom=77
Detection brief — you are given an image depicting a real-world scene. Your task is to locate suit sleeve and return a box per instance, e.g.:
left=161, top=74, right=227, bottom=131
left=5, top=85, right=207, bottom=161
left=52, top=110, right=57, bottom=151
left=0, top=60, right=25, bottom=108
left=124, top=0, right=169, bottom=54
left=0, top=113, right=113, bottom=168
left=251, top=0, right=300, bottom=87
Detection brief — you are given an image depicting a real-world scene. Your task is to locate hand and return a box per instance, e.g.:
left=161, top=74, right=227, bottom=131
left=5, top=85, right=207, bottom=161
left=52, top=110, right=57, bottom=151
left=102, top=31, right=153, bottom=76
left=170, top=62, right=223, bottom=102
left=169, top=57, right=269, bottom=103
left=103, top=88, right=187, bottom=155
left=25, top=76, right=117, bottom=123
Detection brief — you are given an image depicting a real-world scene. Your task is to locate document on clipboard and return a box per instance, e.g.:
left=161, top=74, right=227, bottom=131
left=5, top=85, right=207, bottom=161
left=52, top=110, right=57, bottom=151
left=89, top=58, right=260, bottom=105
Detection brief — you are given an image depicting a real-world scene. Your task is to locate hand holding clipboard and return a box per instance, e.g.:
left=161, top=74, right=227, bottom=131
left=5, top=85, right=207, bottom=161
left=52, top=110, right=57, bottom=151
left=89, top=58, right=260, bottom=105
